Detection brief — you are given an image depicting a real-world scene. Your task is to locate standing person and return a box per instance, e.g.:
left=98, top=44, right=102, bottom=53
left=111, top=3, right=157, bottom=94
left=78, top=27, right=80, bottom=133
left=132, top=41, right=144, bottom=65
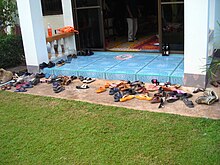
left=125, top=0, right=140, bottom=42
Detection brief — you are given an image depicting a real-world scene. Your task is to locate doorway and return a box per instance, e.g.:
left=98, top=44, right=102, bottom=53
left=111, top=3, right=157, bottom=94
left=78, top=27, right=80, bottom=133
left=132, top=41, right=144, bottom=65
left=103, top=0, right=159, bottom=52
left=72, top=0, right=105, bottom=50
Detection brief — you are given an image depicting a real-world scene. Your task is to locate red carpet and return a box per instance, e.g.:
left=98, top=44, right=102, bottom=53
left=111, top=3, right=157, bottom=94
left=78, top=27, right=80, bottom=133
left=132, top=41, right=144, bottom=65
left=132, top=35, right=159, bottom=50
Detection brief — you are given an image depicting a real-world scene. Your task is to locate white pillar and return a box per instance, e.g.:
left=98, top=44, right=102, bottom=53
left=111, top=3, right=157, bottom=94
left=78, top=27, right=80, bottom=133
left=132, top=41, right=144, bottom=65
left=16, top=0, right=48, bottom=73
left=184, top=0, right=209, bottom=87
left=61, top=0, right=77, bottom=53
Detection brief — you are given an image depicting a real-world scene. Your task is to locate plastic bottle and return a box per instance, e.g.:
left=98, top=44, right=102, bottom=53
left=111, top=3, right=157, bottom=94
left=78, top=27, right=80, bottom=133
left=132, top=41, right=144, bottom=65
left=47, top=23, right=52, bottom=37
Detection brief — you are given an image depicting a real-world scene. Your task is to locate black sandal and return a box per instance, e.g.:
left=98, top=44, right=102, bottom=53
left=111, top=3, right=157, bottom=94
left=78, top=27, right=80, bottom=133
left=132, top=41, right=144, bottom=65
left=182, top=97, right=194, bottom=108
left=76, top=84, right=89, bottom=89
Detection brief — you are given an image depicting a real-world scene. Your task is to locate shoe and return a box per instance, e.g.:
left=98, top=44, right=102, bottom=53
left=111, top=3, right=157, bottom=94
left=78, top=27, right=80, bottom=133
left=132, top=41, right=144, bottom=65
left=48, top=61, right=55, bottom=68
left=96, top=87, right=106, bottom=93
left=182, top=97, right=194, bottom=108
left=135, top=94, right=153, bottom=101
left=151, top=96, right=161, bottom=103
left=14, top=87, right=27, bottom=92
left=192, top=87, right=205, bottom=93
left=195, top=96, right=216, bottom=105
left=35, top=73, right=45, bottom=78
left=76, top=84, right=89, bottom=89
left=120, top=95, right=135, bottom=102
left=114, top=91, right=123, bottom=102
left=82, top=77, right=96, bottom=84
left=39, top=62, right=48, bottom=70
left=109, top=87, right=119, bottom=95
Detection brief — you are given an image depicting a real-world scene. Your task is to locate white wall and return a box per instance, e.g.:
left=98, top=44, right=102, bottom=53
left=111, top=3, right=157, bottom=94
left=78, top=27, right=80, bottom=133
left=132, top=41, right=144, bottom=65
left=184, top=0, right=209, bottom=75
left=43, top=15, right=64, bottom=36
left=209, top=0, right=215, bottom=30
left=214, top=0, right=220, bottom=49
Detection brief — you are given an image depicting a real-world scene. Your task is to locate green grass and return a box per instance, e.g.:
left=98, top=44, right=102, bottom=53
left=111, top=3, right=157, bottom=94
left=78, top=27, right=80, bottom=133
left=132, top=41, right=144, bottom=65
left=0, top=91, right=220, bottom=165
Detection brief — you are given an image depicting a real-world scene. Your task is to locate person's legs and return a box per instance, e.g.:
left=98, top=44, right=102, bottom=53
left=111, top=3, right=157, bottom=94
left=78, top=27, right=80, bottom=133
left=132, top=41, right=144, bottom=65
left=126, top=18, right=134, bottom=42
left=133, top=18, right=138, bottom=40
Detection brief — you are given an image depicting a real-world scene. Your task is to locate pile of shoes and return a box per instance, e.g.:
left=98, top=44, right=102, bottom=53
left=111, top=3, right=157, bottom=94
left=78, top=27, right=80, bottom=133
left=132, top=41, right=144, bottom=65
left=0, top=71, right=45, bottom=92
left=95, top=79, right=196, bottom=108
left=77, top=49, right=94, bottom=56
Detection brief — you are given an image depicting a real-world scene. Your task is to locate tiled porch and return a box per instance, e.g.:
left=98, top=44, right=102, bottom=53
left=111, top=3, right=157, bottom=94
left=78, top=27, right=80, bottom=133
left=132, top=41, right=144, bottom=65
left=43, top=52, right=184, bottom=84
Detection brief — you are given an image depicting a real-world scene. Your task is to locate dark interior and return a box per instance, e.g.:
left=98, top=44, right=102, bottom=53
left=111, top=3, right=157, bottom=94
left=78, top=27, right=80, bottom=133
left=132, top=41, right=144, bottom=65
left=103, top=0, right=158, bottom=47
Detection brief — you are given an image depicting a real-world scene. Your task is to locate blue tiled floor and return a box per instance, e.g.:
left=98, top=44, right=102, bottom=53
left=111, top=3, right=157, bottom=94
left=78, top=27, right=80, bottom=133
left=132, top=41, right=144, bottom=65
left=43, top=52, right=184, bottom=84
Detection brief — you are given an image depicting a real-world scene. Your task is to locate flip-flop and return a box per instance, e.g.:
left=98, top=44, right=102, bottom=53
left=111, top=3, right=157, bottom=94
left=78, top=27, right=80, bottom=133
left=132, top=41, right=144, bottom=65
left=182, top=97, right=194, bottom=108
left=82, top=77, right=96, bottom=84
left=167, top=95, right=179, bottom=103
left=135, top=94, right=153, bottom=101
left=76, top=84, right=89, bottom=89
left=96, top=86, right=106, bottom=93
left=192, top=87, right=205, bottom=93
left=120, top=95, right=135, bottom=102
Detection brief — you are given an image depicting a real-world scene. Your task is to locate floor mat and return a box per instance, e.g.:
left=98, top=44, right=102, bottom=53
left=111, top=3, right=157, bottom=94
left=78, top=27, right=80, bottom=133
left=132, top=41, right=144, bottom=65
left=107, top=35, right=159, bottom=52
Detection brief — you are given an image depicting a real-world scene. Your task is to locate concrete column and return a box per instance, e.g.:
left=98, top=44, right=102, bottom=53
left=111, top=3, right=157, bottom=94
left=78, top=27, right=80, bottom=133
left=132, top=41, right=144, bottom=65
left=16, top=0, right=48, bottom=73
left=184, top=0, right=209, bottom=87
left=61, top=0, right=77, bottom=53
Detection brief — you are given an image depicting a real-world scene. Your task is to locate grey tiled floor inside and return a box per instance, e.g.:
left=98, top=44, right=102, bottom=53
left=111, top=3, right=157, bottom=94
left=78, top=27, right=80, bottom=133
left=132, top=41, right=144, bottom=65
left=44, top=52, right=184, bottom=84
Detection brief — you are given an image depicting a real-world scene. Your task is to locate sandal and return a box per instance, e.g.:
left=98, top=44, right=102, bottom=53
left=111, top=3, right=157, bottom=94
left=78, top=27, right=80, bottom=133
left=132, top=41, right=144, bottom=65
left=96, top=87, right=106, bottom=93
left=135, top=94, right=153, bottom=101
left=192, top=87, right=205, bottom=93
left=151, top=96, right=161, bottom=104
left=76, top=84, right=89, bottom=89
left=82, top=77, right=96, bottom=84
left=182, top=97, right=194, bottom=108
left=120, top=95, right=135, bottom=102
left=167, top=95, right=179, bottom=103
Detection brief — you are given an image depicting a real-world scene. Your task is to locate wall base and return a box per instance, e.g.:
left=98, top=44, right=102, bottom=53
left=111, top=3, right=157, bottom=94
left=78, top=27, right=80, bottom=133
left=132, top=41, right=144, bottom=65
left=27, top=65, right=39, bottom=73
left=184, top=73, right=207, bottom=88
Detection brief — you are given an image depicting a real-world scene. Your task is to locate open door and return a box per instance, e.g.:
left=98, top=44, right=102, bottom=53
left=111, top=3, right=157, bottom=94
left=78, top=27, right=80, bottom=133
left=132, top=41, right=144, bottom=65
left=72, top=0, right=105, bottom=50
left=158, top=0, right=184, bottom=53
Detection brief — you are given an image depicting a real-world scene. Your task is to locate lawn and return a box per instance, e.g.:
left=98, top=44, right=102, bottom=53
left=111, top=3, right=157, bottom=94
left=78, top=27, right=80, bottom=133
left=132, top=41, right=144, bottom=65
left=0, top=91, right=220, bottom=164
